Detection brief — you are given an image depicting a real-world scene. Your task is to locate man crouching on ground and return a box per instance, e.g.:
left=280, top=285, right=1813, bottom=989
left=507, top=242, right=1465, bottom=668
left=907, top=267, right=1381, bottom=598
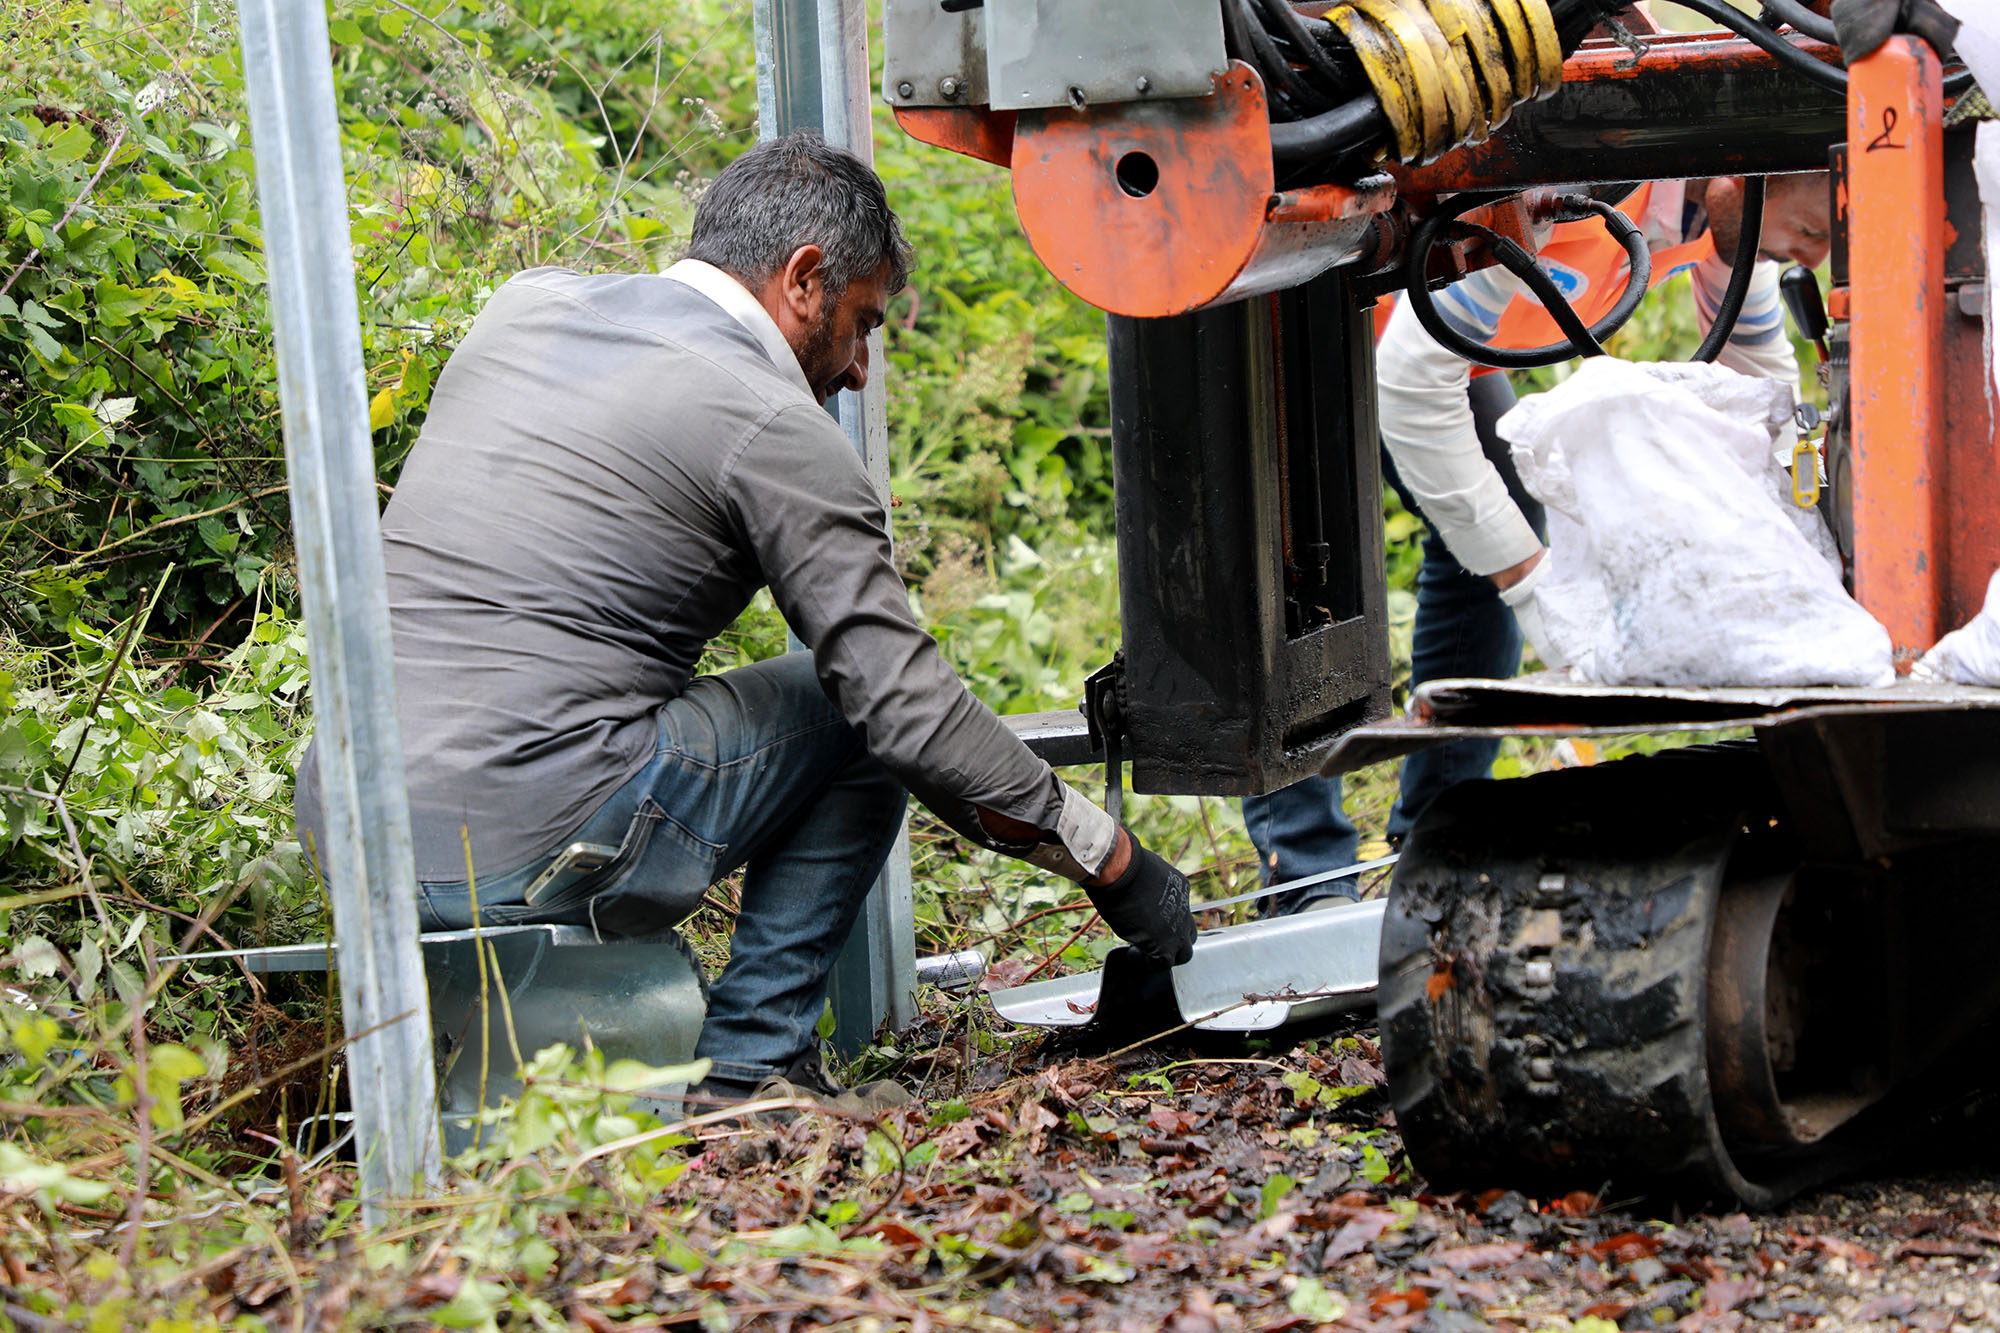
left=294, top=131, right=1195, bottom=1110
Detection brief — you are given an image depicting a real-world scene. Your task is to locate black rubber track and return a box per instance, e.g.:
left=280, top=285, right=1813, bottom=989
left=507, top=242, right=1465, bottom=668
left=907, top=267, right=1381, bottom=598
left=1379, top=744, right=1856, bottom=1208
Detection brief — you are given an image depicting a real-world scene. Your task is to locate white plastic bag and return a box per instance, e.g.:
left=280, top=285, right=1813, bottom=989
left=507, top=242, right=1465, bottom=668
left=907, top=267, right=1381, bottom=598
left=1499, top=358, right=1894, bottom=687
left=1913, top=569, right=2000, bottom=685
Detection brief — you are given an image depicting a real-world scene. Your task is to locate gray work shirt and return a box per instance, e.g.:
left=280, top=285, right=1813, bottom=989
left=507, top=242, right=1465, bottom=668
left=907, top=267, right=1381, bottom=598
left=296, top=263, right=1111, bottom=883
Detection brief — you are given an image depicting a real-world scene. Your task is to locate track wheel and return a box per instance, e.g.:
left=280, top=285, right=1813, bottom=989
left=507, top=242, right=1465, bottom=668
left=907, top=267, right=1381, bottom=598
left=1378, top=745, right=1863, bottom=1207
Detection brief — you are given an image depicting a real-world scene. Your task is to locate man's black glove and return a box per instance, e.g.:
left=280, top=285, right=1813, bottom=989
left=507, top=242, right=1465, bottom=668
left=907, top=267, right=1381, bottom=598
left=1085, top=835, right=1197, bottom=967
left=1832, top=0, right=1960, bottom=64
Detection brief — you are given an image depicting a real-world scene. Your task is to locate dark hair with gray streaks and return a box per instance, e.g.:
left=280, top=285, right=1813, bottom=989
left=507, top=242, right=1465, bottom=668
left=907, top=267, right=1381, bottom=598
left=686, top=130, right=914, bottom=300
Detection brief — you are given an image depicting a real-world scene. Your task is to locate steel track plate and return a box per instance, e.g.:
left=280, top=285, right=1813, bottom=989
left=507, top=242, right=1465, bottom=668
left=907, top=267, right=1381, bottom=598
left=988, top=898, right=1385, bottom=1033
left=1325, top=672, right=2000, bottom=773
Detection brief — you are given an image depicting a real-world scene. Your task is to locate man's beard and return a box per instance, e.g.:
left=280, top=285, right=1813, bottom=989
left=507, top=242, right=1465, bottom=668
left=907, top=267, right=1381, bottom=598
left=797, top=305, right=842, bottom=403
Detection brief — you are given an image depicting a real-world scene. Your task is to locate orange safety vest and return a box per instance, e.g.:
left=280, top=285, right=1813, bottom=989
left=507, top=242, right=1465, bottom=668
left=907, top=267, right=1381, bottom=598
left=1376, top=183, right=1717, bottom=368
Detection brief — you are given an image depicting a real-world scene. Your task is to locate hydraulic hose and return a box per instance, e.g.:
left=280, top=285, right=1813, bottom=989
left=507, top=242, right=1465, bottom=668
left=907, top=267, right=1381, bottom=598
left=1269, top=97, right=1392, bottom=169
left=1690, top=175, right=1766, bottom=363
left=1401, top=191, right=1653, bottom=369
left=1669, top=0, right=1849, bottom=92
left=1760, top=0, right=1837, bottom=44
left=1242, top=0, right=1575, bottom=167
left=1252, top=0, right=1361, bottom=92
left=1690, top=0, right=1974, bottom=94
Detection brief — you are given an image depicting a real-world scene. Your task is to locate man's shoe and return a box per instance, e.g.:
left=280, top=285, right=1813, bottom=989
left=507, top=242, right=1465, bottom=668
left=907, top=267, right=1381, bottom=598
left=688, top=1047, right=911, bottom=1116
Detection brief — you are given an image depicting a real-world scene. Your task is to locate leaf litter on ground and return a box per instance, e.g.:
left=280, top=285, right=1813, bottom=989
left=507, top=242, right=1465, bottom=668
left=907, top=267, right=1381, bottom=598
left=11, top=993, right=2000, bottom=1330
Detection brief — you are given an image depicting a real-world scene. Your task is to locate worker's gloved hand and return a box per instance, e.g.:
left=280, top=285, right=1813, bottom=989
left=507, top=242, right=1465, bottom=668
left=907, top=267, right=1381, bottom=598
left=1085, top=834, right=1197, bottom=967
left=1833, top=0, right=1961, bottom=64
left=1497, top=552, right=1569, bottom=671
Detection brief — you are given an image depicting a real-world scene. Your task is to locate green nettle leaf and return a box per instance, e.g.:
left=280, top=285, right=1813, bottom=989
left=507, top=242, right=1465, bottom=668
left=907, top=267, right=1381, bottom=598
left=91, top=281, right=153, bottom=327
left=203, top=248, right=266, bottom=286
left=139, top=1042, right=208, bottom=1132
left=19, top=321, right=64, bottom=362
left=431, top=1278, right=506, bottom=1331
left=16, top=935, right=61, bottom=978
left=195, top=515, right=238, bottom=556
left=45, top=124, right=96, bottom=165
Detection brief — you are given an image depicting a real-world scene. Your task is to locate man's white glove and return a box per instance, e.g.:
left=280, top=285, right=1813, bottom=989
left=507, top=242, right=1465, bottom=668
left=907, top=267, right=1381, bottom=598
left=1497, top=553, right=1568, bottom=670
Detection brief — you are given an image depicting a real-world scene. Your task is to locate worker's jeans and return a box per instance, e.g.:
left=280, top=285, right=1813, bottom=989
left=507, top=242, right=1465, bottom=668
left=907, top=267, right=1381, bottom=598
left=414, top=653, right=907, bottom=1088
left=1245, top=373, right=1540, bottom=909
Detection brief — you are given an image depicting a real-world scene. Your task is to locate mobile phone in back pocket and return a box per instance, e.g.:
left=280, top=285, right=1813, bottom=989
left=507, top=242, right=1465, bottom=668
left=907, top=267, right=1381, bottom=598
left=522, top=841, right=621, bottom=906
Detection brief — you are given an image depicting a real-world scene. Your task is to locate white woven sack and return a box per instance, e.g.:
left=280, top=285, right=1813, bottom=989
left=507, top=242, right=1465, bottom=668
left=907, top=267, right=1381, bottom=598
left=1498, top=358, right=1893, bottom=687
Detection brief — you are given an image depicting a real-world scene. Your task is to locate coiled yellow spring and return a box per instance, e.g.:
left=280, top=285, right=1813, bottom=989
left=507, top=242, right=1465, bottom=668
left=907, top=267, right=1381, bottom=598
left=1324, top=0, right=1565, bottom=164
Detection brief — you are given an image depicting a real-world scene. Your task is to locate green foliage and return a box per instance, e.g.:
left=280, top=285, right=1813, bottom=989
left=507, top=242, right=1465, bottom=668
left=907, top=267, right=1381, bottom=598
left=0, top=608, right=313, bottom=935
left=1, top=0, right=750, bottom=652
left=3, top=1, right=285, bottom=640
left=878, top=124, right=1115, bottom=537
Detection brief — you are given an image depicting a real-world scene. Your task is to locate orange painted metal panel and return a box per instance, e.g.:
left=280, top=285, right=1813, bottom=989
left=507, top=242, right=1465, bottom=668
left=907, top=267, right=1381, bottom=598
left=1010, top=63, right=1276, bottom=318
left=891, top=105, right=1016, bottom=168
left=1847, top=36, right=1946, bottom=666
left=1009, top=64, right=1391, bottom=318
left=1942, top=301, right=2000, bottom=629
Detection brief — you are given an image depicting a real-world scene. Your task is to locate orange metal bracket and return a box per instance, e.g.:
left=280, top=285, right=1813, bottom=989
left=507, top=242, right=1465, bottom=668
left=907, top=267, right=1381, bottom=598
left=1010, top=64, right=1277, bottom=317
left=892, top=106, right=1016, bottom=168
left=1008, top=64, right=1391, bottom=318
left=1847, top=35, right=1946, bottom=666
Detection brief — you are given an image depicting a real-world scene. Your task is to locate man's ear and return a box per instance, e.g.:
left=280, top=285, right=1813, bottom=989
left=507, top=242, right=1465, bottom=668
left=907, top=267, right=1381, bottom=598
left=776, top=243, right=827, bottom=324
left=1703, top=176, right=1747, bottom=250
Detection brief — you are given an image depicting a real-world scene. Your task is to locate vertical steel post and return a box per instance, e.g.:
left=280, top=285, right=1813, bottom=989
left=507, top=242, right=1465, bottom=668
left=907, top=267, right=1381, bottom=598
left=754, top=0, right=918, bottom=1053
left=238, top=0, right=441, bottom=1217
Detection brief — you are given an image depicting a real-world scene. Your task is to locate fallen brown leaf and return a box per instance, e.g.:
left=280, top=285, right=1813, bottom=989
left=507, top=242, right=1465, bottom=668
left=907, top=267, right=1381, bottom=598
left=1893, top=1237, right=1987, bottom=1262
left=569, top=1305, right=616, bottom=1333
left=980, top=958, right=1030, bottom=991
left=1791, top=1234, right=1878, bottom=1267
left=1368, top=1285, right=1428, bottom=1315
left=1585, top=1231, right=1660, bottom=1264
left=861, top=1220, right=926, bottom=1248
left=1322, top=1208, right=1401, bottom=1264
left=403, top=1271, right=462, bottom=1309
left=1854, top=1293, right=1920, bottom=1321
left=1430, top=1242, right=1526, bottom=1273
left=1701, top=1276, right=1760, bottom=1315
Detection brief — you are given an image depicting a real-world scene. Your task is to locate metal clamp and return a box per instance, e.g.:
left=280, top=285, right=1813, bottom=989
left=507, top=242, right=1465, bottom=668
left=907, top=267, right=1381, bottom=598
left=1084, top=656, right=1126, bottom=825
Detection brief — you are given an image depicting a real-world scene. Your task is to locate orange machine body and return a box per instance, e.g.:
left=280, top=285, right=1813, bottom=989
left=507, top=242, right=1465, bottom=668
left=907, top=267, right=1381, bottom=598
left=900, top=64, right=1398, bottom=319
left=1845, top=37, right=1948, bottom=664
left=898, top=24, right=1993, bottom=663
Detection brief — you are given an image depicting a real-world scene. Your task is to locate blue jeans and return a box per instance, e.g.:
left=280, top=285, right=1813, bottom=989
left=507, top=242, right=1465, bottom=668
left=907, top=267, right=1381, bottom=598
left=1245, top=374, right=1543, bottom=901
left=414, top=652, right=908, bottom=1087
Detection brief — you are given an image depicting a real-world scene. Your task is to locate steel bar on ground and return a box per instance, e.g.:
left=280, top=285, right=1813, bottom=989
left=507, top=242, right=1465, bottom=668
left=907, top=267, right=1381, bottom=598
left=237, top=0, right=440, bottom=1219
left=755, top=0, right=918, bottom=1053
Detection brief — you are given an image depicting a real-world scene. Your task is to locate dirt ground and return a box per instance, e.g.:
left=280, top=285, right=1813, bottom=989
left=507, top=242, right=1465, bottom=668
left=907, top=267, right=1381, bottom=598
left=590, top=1004, right=2000, bottom=1333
